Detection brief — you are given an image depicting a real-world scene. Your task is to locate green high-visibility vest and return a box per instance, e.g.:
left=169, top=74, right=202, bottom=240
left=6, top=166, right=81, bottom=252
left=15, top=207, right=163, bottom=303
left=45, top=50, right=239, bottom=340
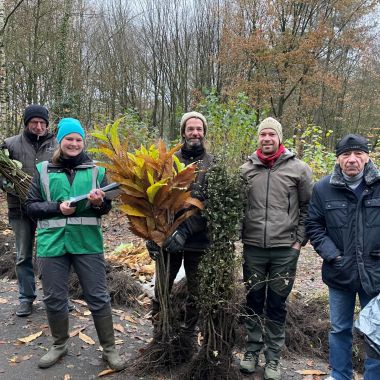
left=35, top=161, right=106, bottom=257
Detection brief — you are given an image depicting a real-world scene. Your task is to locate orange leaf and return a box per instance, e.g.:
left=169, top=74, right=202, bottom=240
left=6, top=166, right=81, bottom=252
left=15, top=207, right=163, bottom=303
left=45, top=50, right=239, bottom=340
left=79, top=331, right=95, bottom=345
left=185, top=197, right=204, bottom=210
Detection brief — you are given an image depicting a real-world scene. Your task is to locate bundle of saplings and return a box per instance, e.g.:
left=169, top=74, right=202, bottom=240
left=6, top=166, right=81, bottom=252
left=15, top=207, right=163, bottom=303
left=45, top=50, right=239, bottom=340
left=0, top=149, right=31, bottom=201
left=183, top=156, right=245, bottom=379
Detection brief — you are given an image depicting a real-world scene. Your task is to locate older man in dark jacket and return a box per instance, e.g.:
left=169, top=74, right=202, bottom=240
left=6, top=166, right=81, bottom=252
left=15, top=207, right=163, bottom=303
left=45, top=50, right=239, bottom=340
left=306, top=134, right=380, bottom=380
left=1, top=105, right=56, bottom=317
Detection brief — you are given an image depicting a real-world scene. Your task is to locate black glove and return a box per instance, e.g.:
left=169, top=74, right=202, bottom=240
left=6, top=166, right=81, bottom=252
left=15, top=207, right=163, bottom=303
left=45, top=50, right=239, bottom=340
left=146, top=240, right=161, bottom=260
left=163, top=229, right=187, bottom=254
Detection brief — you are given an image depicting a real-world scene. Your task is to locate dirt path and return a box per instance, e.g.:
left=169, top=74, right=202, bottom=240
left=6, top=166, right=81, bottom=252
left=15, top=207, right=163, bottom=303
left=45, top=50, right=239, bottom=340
left=0, top=192, right=335, bottom=379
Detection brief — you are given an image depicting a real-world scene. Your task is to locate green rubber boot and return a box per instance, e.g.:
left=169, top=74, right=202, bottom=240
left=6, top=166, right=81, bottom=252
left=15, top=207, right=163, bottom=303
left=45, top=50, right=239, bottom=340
left=38, top=316, right=69, bottom=368
left=93, top=314, right=127, bottom=371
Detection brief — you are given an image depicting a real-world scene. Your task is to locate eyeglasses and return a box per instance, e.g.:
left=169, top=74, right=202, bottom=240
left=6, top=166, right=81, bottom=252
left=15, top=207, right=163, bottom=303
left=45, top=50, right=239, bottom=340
left=29, top=121, right=47, bottom=127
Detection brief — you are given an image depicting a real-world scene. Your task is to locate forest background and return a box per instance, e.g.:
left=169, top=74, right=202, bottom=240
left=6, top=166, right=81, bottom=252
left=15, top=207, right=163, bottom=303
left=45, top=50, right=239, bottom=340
left=0, top=0, right=379, bottom=174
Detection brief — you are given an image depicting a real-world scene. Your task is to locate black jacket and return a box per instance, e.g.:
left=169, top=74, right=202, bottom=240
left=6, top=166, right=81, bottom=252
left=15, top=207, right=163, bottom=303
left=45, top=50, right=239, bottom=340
left=175, top=146, right=213, bottom=252
left=306, top=161, right=380, bottom=296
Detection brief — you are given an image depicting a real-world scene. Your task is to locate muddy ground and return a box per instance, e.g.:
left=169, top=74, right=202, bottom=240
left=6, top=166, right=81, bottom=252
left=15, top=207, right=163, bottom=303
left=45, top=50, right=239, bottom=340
left=0, top=192, right=362, bottom=379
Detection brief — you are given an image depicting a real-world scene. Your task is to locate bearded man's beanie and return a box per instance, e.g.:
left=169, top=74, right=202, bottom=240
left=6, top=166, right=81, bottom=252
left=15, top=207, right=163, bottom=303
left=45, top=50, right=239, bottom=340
left=180, top=112, right=207, bottom=137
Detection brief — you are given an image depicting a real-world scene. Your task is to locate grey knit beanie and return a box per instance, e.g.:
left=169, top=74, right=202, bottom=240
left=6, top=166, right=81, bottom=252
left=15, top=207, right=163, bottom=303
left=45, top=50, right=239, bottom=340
left=180, top=111, right=207, bottom=137
left=257, top=117, right=283, bottom=143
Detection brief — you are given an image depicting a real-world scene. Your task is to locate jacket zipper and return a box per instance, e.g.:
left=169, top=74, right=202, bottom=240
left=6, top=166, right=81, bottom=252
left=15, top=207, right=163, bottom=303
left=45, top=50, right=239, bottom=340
left=264, top=168, right=270, bottom=248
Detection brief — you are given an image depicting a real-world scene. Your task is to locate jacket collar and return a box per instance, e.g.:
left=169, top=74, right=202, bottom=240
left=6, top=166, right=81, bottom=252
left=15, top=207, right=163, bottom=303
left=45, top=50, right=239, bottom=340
left=330, top=160, right=380, bottom=187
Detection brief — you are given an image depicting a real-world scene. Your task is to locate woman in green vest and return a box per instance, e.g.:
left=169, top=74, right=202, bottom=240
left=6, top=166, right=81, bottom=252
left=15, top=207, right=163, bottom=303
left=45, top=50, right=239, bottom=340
left=25, top=118, right=126, bottom=371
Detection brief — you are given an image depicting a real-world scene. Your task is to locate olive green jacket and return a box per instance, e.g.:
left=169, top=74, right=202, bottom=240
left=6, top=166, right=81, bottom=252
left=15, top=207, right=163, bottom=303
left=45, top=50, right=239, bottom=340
left=240, top=150, right=313, bottom=248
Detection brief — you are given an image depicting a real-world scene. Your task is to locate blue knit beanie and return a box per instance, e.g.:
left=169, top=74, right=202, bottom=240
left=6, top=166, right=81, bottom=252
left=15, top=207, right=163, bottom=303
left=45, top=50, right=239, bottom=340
left=57, top=118, right=85, bottom=143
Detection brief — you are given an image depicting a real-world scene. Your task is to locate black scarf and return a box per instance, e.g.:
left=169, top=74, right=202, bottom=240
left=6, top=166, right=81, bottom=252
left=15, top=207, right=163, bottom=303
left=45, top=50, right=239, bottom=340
left=58, top=151, right=89, bottom=169
left=180, top=144, right=205, bottom=161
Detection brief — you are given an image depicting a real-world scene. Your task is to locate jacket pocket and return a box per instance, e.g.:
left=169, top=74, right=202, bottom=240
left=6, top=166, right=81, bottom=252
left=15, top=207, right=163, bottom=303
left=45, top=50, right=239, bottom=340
left=365, top=198, right=380, bottom=227
left=370, top=249, right=380, bottom=258
left=325, top=200, right=348, bottom=228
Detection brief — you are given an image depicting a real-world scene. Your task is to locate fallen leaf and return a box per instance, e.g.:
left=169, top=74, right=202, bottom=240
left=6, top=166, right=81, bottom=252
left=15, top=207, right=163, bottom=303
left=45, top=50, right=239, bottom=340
left=0, top=298, right=8, bottom=304
left=9, top=356, right=20, bottom=363
left=83, top=310, right=91, bottom=316
left=69, top=326, right=86, bottom=337
left=115, top=339, right=124, bottom=345
left=71, top=299, right=88, bottom=306
left=121, top=314, right=137, bottom=324
left=98, top=368, right=116, bottom=377
left=295, top=369, right=327, bottom=375
left=20, top=355, right=32, bottom=361
left=306, top=359, right=315, bottom=367
left=197, top=332, right=203, bottom=346
left=79, top=332, right=95, bottom=345
left=18, top=331, right=43, bottom=343
left=63, top=375, right=71, bottom=380
left=113, top=323, right=125, bottom=333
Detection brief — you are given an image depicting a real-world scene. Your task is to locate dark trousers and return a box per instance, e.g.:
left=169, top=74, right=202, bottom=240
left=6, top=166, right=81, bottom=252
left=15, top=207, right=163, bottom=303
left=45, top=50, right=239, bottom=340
left=9, top=216, right=37, bottom=303
left=152, top=249, right=204, bottom=329
left=39, top=253, right=111, bottom=317
left=243, top=244, right=299, bottom=359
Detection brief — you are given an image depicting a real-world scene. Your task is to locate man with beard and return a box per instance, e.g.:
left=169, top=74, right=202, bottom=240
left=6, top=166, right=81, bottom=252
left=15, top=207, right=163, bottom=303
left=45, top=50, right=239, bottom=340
left=1, top=105, right=56, bottom=317
left=146, top=111, right=213, bottom=345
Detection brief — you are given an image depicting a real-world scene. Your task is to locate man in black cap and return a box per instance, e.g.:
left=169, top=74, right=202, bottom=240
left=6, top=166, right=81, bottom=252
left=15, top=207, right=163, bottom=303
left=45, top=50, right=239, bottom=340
left=0, top=105, right=56, bottom=317
left=307, top=134, right=380, bottom=380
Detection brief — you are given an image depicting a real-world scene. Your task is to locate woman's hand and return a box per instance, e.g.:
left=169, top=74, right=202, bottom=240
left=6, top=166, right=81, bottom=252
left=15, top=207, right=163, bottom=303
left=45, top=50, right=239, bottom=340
left=88, top=188, right=105, bottom=207
left=60, top=201, right=77, bottom=216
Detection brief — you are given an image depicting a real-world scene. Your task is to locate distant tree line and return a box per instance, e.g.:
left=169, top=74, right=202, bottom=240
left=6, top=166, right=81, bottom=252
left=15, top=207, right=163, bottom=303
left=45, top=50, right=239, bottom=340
left=0, top=0, right=379, bottom=147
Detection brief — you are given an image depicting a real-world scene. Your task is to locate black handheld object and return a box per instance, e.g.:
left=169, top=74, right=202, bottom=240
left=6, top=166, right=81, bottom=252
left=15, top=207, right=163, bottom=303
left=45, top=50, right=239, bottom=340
left=67, top=182, right=120, bottom=207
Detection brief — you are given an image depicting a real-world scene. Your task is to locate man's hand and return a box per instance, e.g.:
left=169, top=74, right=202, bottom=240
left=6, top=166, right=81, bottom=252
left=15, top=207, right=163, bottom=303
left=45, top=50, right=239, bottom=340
left=146, top=240, right=161, bottom=260
left=291, top=241, right=301, bottom=251
left=163, top=230, right=187, bottom=254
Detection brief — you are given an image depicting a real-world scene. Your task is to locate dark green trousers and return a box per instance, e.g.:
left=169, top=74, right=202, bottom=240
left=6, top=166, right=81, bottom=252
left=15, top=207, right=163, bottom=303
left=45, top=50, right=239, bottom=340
left=243, top=245, right=299, bottom=360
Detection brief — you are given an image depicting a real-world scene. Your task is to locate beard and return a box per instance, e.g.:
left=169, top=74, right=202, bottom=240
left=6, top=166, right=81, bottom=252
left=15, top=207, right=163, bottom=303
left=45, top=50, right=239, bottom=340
left=184, top=137, right=203, bottom=149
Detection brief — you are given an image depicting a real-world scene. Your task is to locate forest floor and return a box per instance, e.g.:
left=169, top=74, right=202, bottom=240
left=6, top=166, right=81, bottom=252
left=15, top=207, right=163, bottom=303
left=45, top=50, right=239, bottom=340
left=0, top=192, right=363, bottom=380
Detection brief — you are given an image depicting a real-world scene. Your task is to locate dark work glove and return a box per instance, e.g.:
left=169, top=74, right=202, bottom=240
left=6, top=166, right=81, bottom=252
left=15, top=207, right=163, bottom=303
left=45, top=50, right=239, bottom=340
left=163, top=229, right=187, bottom=254
left=146, top=240, right=161, bottom=260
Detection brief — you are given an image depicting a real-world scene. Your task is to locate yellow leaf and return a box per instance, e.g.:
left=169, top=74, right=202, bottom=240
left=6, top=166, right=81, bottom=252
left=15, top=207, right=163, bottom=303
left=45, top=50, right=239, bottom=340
left=98, top=368, right=116, bottom=377
left=79, top=332, right=95, bottom=345
left=146, top=180, right=167, bottom=203
left=18, top=331, right=43, bottom=343
left=173, top=155, right=185, bottom=172
left=91, top=132, right=109, bottom=142
left=109, top=119, right=122, bottom=153
left=120, top=204, right=146, bottom=217
left=0, top=297, right=8, bottom=304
